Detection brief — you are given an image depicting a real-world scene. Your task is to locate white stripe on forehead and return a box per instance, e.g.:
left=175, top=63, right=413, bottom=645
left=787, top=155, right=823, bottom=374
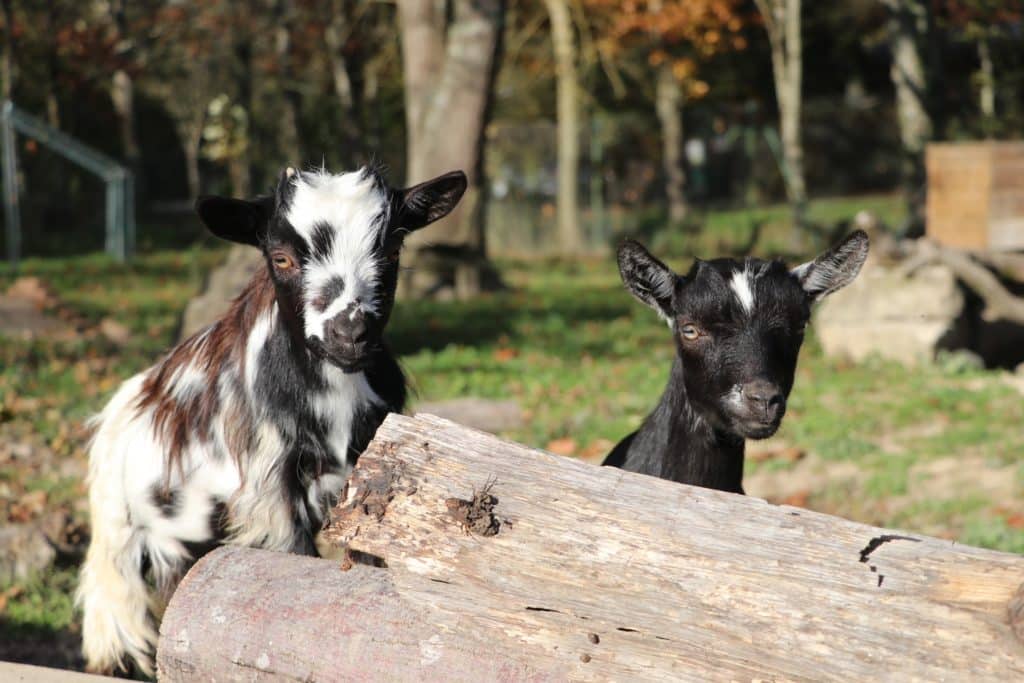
left=286, top=169, right=389, bottom=341
left=285, top=169, right=387, bottom=244
left=729, top=265, right=755, bottom=314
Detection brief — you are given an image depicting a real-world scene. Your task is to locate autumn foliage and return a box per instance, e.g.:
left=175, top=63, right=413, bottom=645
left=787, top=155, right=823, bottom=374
left=585, top=0, right=749, bottom=98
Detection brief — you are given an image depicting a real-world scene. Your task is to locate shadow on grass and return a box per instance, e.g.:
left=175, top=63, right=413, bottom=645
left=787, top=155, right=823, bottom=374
left=0, top=616, right=84, bottom=671
left=387, top=283, right=637, bottom=357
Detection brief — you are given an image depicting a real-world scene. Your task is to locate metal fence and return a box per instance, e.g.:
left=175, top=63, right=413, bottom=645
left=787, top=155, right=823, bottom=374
left=1, top=100, right=135, bottom=267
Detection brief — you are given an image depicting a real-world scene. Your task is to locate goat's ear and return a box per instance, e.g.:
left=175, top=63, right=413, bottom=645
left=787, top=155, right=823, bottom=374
left=274, top=167, right=299, bottom=212
left=791, top=230, right=870, bottom=302
left=397, top=170, right=468, bottom=231
left=617, top=240, right=677, bottom=320
left=194, top=195, right=271, bottom=247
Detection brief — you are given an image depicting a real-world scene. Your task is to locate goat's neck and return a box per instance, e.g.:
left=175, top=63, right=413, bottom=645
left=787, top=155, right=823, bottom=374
left=648, top=358, right=745, bottom=493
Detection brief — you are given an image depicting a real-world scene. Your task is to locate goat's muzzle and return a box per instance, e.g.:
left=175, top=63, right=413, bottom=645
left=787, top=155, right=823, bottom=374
left=316, top=306, right=377, bottom=373
left=732, top=379, right=786, bottom=439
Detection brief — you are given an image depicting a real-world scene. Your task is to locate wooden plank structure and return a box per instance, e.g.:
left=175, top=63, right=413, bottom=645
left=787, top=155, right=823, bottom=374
left=927, top=141, right=1024, bottom=251
left=157, top=414, right=1024, bottom=681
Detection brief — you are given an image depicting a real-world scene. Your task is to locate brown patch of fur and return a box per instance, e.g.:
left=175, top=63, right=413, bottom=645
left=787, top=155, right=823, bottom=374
left=136, top=268, right=275, bottom=479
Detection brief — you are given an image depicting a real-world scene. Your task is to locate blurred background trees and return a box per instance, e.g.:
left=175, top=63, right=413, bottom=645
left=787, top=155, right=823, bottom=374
left=2, top=5, right=1024, bottom=663
left=0, top=0, right=1021, bottom=280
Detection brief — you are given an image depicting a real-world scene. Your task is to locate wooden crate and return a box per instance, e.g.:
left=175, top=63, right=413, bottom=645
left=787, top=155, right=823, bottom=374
left=926, top=141, right=1024, bottom=251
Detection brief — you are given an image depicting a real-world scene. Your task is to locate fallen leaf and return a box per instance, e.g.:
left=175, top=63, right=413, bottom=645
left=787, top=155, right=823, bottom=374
left=579, top=438, right=614, bottom=461
left=99, top=318, right=132, bottom=346
left=0, top=585, right=24, bottom=614
left=493, top=348, right=518, bottom=362
left=10, top=489, right=48, bottom=522
left=1004, top=513, right=1024, bottom=530
left=6, top=276, right=56, bottom=308
left=780, top=490, right=810, bottom=508
left=748, top=446, right=805, bottom=464
left=546, top=437, right=577, bottom=457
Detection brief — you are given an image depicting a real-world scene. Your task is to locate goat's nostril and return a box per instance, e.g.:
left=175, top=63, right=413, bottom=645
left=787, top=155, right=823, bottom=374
left=742, top=381, right=783, bottom=418
left=325, top=315, right=369, bottom=347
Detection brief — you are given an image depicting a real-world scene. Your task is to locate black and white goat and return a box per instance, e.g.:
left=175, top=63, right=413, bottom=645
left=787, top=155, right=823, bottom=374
left=77, top=165, right=467, bottom=675
left=603, top=232, right=869, bottom=493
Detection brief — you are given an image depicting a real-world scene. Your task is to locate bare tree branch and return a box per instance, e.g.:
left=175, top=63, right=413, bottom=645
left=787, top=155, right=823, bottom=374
left=905, top=241, right=1024, bottom=324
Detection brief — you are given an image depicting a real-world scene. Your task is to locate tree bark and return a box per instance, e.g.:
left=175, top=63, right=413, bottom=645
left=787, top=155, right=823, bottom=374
left=230, top=19, right=253, bottom=198
left=325, top=0, right=355, bottom=113
left=655, top=64, right=687, bottom=224
left=158, top=413, right=1024, bottom=681
left=110, top=72, right=139, bottom=169
left=755, top=0, right=807, bottom=234
left=227, top=158, right=249, bottom=199
left=274, top=0, right=302, bottom=164
left=180, top=122, right=202, bottom=200
left=544, top=0, right=583, bottom=254
left=44, top=0, right=60, bottom=128
left=325, top=0, right=365, bottom=166
left=109, top=1, right=141, bottom=188
left=978, top=36, right=995, bottom=123
left=903, top=240, right=1024, bottom=324
left=883, top=0, right=932, bottom=223
left=0, top=0, right=13, bottom=101
left=397, top=0, right=504, bottom=298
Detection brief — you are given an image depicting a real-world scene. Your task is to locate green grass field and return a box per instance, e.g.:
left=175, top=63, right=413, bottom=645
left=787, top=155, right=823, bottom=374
left=2, top=193, right=1023, bottom=669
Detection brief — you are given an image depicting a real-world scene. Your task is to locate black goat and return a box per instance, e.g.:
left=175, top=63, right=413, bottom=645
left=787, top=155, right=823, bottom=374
left=604, top=232, right=869, bottom=493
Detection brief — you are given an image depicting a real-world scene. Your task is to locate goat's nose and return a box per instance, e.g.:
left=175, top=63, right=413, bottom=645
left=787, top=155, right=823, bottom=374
left=327, top=309, right=368, bottom=345
left=742, top=380, right=784, bottom=418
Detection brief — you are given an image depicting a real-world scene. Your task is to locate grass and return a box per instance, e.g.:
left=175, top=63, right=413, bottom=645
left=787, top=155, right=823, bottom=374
left=637, top=193, right=907, bottom=259
left=2, top=192, right=1023, bottom=668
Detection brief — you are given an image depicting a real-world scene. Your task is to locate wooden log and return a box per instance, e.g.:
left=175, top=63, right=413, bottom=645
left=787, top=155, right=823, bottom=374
left=158, top=414, right=1024, bottom=681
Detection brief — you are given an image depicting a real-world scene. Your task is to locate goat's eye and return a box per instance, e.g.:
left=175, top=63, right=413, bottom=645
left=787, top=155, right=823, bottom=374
left=272, top=253, right=295, bottom=270
left=680, top=324, right=701, bottom=341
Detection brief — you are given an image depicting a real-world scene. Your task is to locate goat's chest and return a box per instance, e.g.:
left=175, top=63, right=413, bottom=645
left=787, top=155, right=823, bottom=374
left=306, top=367, right=384, bottom=473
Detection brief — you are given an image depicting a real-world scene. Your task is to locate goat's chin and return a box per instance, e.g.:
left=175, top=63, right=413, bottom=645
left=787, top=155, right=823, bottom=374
left=308, top=342, right=373, bottom=374
left=736, top=421, right=782, bottom=440
left=325, top=355, right=371, bottom=374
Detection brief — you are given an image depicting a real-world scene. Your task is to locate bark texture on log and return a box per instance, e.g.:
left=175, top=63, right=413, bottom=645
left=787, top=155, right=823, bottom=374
left=159, top=414, right=1024, bottom=681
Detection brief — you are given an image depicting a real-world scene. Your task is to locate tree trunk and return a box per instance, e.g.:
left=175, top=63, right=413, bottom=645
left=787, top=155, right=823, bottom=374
left=883, top=0, right=932, bottom=225
left=180, top=122, right=202, bottom=200
left=544, top=0, right=583, bottom=255
left=0, top=0, right=13, bottom=102
left=397, top=0, right=504, bottom=298
left=44, top=0, right=60, bottom=128
left=325, top=0, right=355, bottom=112
left=227, top=158, right=249, bottom=199
left=157, top=413, right=1024, bottom=681
left=781, top=0, right=805, bottom=226
left=274, top=0, right=302, bottom=164
left=109, top=1, right=141, bottom=195
left=655, top=64, right=687, bottom=224
left=231, top=24, right=253, bottom=198
left=978, top=36, right=995, bottom=123
left=755, top=0, right=807, bottom=236
left=111, top=71, right=140, bottom=170
left=325, top=0, right=364, bottom=166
